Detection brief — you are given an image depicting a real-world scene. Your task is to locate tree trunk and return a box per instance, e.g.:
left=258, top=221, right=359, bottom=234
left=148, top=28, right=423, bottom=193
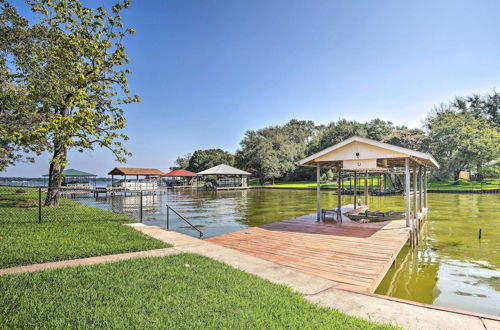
left=45, top=142, right=67, bottom=206
left=453, top=170, right=461, bottom=184
left=476, top=163, right=483, bottom=182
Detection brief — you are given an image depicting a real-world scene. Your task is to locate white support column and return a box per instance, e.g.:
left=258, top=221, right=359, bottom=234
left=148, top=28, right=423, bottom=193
left=353, top=171, right=358, bottom=207
left=413, top=164, right=418, bottom=220
left=337, top=169, right=342, bottom=221
left=316, top=164, right=321, bottom=221
left=419, top=166, right=423, bottom=211
left=405, top=158, right=411, bottom=227
left=424, top=168, right=428, bottom=208
left=364, top=170, right=369, bottom=207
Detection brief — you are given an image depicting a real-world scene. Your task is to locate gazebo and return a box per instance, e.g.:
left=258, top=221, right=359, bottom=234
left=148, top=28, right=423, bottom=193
left=42, top=169, right=97, bottom=187
left=197, top=164, right=251, bottom=188
left=161, top=169, right=200, bottom=187
left=297, top=136, right=439, bottom=243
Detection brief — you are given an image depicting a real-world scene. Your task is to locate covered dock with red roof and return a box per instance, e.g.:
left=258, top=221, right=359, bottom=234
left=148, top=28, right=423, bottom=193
left=161, top=169, right=200, bottom=187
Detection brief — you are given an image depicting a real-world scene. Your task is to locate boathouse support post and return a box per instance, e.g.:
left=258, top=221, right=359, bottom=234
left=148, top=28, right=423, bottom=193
left=364, top=170, right=369, bottom=207
left=413, top=164, right=418, bottom=220
left=405, top=158, right=411, bottom=228
left=424, top=168, right=428, bottom=208
left=419, top=165, right=423, bottom=211
left=316, top=164, right=321, bottom=221
left=353, top=171, right=358, bottom=207
left=337, top=169, right=342, bottom=221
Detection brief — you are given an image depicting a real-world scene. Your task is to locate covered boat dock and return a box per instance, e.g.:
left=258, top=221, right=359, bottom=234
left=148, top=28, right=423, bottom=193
left=197, top=164, right=251, bottom=189
left=108, top=167, right=164, bottom=191
left=209, top=136, right=439, bottom=294
left=297, top=136, right=439, bottom=245
left=161, top=169, right=200, bottom=188
left=42, top=169, right=97, bottom=188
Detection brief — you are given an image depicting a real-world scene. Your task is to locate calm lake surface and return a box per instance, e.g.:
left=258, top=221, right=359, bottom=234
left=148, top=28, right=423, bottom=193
left=76, top=189, right=500, bottom=316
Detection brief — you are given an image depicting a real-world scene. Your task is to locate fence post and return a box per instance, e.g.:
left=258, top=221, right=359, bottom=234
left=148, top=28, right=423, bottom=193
left=166, top=206, right=169, bottom=230
left=139, top=191, right=143, bottom=222
left=38, top=187, right=42, bottom=223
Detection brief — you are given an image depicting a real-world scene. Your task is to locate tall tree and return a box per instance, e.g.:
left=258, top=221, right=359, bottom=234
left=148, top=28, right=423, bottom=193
left=8, top=0, right=138, bottom=205
left=449, top=90, right=500, bottom=128
left=382, top=127, right=429, bottom=152
left=170, top=153, right=191, bottom=171
left=0, top=0, right=46, bottom=170
left=366, top=119, right=395, bottom=141
left=236, top=120, right=315, bottom=184
left=187, top=149, right=234, bottom=173
left=236, top=130, right=279, bottom=184
left=426, top=111, right=500, bottom=181
left=309, top=119, right=367, bottom=153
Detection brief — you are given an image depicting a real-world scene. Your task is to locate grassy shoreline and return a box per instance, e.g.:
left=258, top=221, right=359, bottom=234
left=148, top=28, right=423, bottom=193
left=250, top=178, right=500, bottom=191
left=0, top=254, right=393, bottom=329
left=0, top=187, right=168, bottom=268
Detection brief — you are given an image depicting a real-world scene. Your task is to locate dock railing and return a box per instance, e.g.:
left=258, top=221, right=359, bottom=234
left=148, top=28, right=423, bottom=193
left=166, top=205, right=203, bottom=238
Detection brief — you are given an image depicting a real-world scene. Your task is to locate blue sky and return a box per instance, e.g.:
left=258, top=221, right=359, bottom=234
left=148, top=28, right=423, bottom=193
left=5, top=0, right=500, bottom=177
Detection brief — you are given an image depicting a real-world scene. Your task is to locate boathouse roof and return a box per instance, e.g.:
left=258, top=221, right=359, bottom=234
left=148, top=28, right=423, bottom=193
left=298, top=136, right=439, bottom=169
left=197, top=164, right=251, bottom=176
left=108, top=167, right=164, bottom=176
left=162, top=169, right=199, bottom=177
left=42, top=169, right=97, bottom=177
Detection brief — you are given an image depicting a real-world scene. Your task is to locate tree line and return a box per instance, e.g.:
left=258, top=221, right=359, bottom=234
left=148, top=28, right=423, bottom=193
left=173, top=91, right=500, bottom=184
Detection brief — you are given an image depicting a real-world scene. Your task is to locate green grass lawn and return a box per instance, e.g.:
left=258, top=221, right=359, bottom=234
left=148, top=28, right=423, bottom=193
left=0, top=187, right=168, bottom=268
left=427, top=178, right=500, bottom=191
left=0, top=254, right=393, bottom=329
left=255, top=178, right=500, bottom=191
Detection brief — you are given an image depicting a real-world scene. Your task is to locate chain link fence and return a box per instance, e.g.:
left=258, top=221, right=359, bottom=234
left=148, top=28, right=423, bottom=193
left=0, top=185, right=160, bottom=224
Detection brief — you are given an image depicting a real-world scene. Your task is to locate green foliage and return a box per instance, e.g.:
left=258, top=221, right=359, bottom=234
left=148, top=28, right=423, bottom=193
left=1, top=0, right=138, bottom=204
left=482, top=162, right=500, bottom=177
left=13, top=0, right=138, bottom=159
left=426, top=110, right=500, bottom=181
left=170, top=153, right=191, bottom=170
left=310, top=119, right=369, bottom=154
left=236, top=120, right=315, bottom=183
left=427, top=178, right=500, bottom=191
left=382, top=128, right=429, bottom=152
left=0, top=254, right=392, bottom=329
left=448, top=90, right=500, bottom=128
left=187, top=148, right=234, bottom=172
left=0, top=0, right=47, bottom=170
left=0, top=187, right=167, bottom=268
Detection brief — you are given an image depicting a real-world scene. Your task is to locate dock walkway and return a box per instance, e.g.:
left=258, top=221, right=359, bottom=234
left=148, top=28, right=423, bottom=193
left=207, top=205, right=410, bottom=293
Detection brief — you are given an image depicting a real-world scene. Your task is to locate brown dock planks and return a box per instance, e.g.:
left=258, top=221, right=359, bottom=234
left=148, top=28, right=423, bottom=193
left=207, top=207, right=410, bottom=293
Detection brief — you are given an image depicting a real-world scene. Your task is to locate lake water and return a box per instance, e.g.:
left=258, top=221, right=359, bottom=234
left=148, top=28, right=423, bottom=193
left=75, top=189, right=500, bottom=316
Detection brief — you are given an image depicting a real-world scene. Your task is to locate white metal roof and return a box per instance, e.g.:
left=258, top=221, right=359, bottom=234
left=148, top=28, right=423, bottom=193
left=197, top=164, right=251, bottom=176
left=298, top=136, right=439, bottom=168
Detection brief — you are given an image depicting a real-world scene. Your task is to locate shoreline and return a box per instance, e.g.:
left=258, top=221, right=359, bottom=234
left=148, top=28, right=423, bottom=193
left=250, top=186, right=500, bottom=194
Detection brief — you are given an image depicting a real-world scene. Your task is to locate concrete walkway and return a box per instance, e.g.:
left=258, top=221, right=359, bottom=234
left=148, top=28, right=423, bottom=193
left=0, top=248, right=180, bottom=276
left=129, top=224, right=500, bottom=330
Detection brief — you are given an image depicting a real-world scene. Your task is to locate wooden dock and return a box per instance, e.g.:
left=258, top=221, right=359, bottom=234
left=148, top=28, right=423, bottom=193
left=207, top=205, right=411, bottom=293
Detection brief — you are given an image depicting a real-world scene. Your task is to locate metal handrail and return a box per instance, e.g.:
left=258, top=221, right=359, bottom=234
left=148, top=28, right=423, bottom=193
left=166, top=205, right=203, bottom=238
